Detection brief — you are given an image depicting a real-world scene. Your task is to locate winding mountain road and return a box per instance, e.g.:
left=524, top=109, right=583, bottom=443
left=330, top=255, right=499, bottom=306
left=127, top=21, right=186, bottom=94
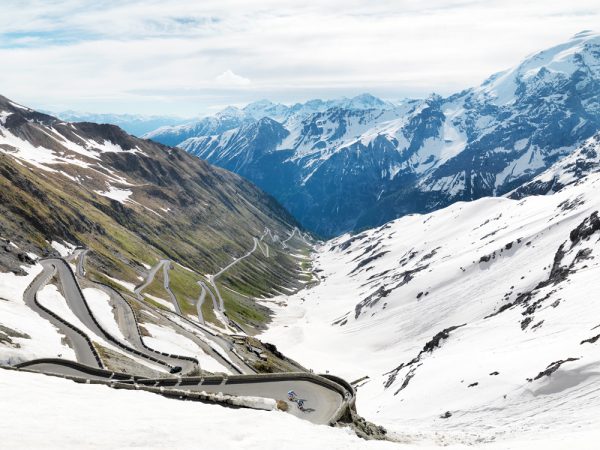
left=206, top=236, right=263, bottom=327
left=281, top=227, right=310, bottom=249
left=140, top=227, right=304, bottom=331
left=76, top=248, right=88, bottom=276
left=87, top=253, right=252, bottom=374
left=16, top=234, right=356, bottom=425
left=23, top=263, right=102, bottom=367
left=17, top=359, right=351, bottom=425
left=89, top=281, right=199, bottom=374
left=38, top=257, right=199, bottom=374
left=134, top=259, right=181, bottom=314
left=23, top=248, right=347, bottom=423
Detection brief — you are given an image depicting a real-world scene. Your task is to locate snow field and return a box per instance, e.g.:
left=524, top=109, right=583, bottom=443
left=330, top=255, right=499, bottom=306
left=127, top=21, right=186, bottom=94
left=0, top=368, right=401, bottom=450
left=262, top=172, right=600, bottom=442
left=0, top=265, right=76, bottom=364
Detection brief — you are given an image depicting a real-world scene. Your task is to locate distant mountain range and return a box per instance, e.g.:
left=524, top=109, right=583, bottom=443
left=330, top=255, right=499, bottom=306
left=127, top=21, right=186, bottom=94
left=143, top=93, right=395, bottom=147
left=145, top=31, right=600, bottom=237
left=48, top=111, right=189, bottom=137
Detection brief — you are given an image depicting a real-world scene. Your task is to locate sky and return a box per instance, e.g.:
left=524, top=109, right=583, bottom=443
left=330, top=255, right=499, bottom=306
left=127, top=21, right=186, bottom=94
left=0, top=0, right=599, bottom=117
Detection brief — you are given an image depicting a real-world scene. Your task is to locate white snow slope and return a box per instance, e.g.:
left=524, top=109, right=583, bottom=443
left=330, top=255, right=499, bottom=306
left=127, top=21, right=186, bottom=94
left=262, top=170, right=600, bottom=445
left=0, top=264, right=76, bottom=365
left=2, top=368, right=598, bottom=449
left=0, top=368, right=398, bottom=450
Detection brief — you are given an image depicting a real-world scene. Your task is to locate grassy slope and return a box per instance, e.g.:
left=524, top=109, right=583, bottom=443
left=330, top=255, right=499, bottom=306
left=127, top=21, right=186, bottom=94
left=0, top=97, right=312, bottom=330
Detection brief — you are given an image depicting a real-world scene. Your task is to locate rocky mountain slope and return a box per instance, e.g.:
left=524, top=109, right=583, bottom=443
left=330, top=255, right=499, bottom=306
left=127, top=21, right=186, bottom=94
left=0, top=94, right=311, bottom=336
left=161, top=31, right=600, bottom=237
left=509, top=131, right=600, bottom=198
left=261, top=136, right=600, bottom=442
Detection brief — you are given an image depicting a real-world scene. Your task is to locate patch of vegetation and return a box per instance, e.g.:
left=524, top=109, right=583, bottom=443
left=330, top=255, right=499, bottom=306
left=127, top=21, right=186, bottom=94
left=166, top=264, right=200, bottom=315
left=139, top=266, right=167, bottom=300
left=276, top=400, right=289, bottom=411
left=218, top=282, right=270, bottom=333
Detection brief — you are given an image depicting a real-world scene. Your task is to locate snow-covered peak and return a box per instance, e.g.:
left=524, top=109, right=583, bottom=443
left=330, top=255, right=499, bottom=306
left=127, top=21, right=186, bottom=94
left=146, top=93, right=399, bottom=148
left=236, top=94, right=394, bottom=122
left=476, top=31, right=600, bottom=106
left=340, top=93, right=394, bottom=110
left=215, top=105, right=248, bottom=120
left=243, top=99, right=289, bottom=121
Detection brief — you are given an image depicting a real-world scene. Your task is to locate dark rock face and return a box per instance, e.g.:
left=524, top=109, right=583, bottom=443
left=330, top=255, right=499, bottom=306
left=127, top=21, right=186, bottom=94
left=422, top=324, right=466, bottom=353
left=510, top=134, right=600, bottom=199
left=164, top=34, right=600, bottom=237
left=533, top=357, right=579, bottom=380
left=569, top=211, right=600, bottom=244
left=383, top=323, right=466, bottom=391
left=581, top=334, right=600, bottom=345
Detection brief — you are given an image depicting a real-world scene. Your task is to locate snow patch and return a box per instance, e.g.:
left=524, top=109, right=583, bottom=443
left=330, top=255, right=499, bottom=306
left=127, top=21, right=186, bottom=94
left=83, top=288, right=127, bottom=344
left=51, top=241, right=76, bottom=258
left=0, top=265, right=76, bottom=365
left=144, top=294, right=175, bottom=312
left=96, top=185, right=132, bottom=203
left=105, top=276, right=136, bottom=292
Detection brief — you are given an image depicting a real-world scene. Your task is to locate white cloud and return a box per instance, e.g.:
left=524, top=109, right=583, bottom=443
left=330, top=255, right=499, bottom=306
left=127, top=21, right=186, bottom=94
left=0, top=0, right=598, bottom=115
left=215, top=69, right=251, bottom=86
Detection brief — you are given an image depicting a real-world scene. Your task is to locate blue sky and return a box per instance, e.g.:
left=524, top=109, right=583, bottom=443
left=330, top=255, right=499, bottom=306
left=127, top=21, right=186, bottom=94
left=1, top=0, right=599, bottom=117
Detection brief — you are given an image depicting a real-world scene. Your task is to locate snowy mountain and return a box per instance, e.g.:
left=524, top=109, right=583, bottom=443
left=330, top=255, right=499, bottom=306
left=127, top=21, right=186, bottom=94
left=261, top=157, right=600, bottom=443
left=510, top=132, right=600, bottom=198
left=173, top=31, right=600, bottom=237
left=143, top=107, right=255, bottom=147
left=144, top=93, right=398, bottom=149
left=3, top=91, right=600, bottom=448
left=50, top=111, right=188, bottom=137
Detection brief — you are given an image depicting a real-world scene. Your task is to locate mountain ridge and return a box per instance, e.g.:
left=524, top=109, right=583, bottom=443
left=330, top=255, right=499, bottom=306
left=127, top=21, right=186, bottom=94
left=147, top=31, right=600, bottom=237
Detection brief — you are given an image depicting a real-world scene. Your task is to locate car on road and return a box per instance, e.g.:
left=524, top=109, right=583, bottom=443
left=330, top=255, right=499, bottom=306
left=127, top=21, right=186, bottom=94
left=169, top=366, right=182, bottom=374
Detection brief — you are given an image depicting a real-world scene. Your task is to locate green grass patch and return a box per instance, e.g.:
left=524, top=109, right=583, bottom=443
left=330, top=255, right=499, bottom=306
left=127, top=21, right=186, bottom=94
left=217, top=280, right=269, bottom=332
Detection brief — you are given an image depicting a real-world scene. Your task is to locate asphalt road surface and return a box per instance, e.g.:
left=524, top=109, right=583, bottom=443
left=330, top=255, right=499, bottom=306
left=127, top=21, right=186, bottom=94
left=176, top=378, right=343, bottom=424
left=42, top=258, right=199, bottom=374
left=22, top=263, right=101, bottom=367
left=19, top=239, right=352, bottom=426
left=19, top=360, right=345, bottom=425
